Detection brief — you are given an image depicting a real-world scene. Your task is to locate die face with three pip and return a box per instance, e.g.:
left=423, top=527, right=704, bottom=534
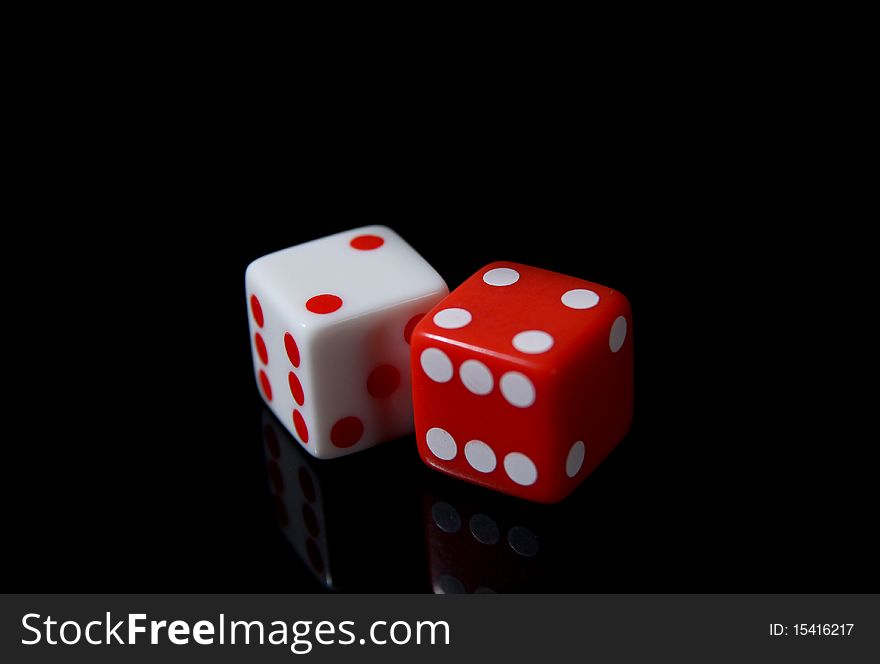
left=411, top=262, right=633, bottom=503
left=246, top=226, right=448, bottom=458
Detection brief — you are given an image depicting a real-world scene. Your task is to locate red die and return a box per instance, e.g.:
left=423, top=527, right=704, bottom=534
left=411, top=262, right=633, bottom=503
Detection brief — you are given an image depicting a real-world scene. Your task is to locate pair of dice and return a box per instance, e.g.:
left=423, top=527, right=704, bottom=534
left=246, top=226, right=633, bottom=503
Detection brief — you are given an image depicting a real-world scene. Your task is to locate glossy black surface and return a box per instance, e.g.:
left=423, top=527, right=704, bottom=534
left=12, top=205, right=874, bottom=591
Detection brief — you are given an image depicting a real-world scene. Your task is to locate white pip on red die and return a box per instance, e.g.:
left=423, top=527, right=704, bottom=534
left=247, top=226, right=448, bottom=458
left=411, top=262, right=633, bottom=503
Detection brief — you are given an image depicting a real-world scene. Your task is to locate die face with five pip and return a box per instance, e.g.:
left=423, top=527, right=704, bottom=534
left=411, top=262, right=633, bottom=503
left=246, top=226, right=448, bottom=459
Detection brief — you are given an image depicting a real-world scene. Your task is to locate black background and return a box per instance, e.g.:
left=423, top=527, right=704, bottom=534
left=8, top=58, right=874, bottom=593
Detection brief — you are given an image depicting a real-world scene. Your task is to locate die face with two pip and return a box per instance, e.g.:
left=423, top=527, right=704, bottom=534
left=246, top=226, right=448, bottom=458
left=411, top=262, right=633, bottom=503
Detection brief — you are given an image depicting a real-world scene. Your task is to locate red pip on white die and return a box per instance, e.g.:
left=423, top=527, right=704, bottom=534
left=246, top=226, right=448, bottom=458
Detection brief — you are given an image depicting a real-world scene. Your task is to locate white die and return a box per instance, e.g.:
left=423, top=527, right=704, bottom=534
left=246, top=226, right=448, bottom=458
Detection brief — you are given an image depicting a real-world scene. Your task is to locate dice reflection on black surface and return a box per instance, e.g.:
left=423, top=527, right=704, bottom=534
left=260, top=408, right=425, bottom=591
left=419, top=464, right=634, bottom=593
left=421, top=472, right=558, bottom=593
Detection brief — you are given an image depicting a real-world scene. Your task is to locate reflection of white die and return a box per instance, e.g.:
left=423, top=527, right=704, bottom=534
left=246, top=226, right=448, bottom=458
left=262, top=411, right=332, bottom=587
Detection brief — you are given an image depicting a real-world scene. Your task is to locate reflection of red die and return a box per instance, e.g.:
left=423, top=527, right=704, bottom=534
left=411, top=262, right=633, bottom=503
left=421, top=481, right=548, bottom=593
